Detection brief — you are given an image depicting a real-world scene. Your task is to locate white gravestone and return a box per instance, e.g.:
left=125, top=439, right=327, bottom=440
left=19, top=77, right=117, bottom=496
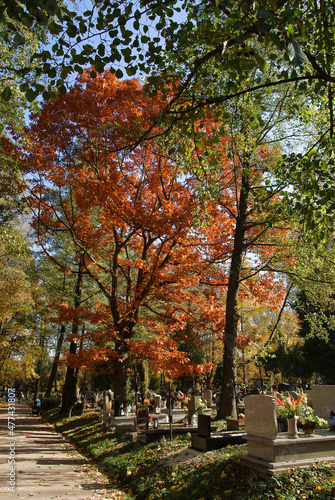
left=204, top=389, right=212, bottom=407
left=102, top=392, right=109, bottom=426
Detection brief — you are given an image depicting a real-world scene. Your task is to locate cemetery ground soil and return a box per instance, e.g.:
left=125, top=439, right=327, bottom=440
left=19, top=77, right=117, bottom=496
left=4, top=403, right=335, bottom=499
left=44, top=409, right=335, bottom=499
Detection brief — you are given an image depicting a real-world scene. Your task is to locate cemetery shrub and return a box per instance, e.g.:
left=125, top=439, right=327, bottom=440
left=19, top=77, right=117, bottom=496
left=41, top=393, right=62, bottom=411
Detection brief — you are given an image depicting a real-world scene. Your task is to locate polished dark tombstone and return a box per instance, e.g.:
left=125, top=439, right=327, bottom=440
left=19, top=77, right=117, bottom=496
left=197, top=414, right=211, bottom=438
left=137, top=404, right=149, bottom=429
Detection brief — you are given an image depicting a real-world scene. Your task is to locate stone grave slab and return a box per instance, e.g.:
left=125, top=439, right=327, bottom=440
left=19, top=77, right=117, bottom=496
left=115, top=422, right=137, bottom=434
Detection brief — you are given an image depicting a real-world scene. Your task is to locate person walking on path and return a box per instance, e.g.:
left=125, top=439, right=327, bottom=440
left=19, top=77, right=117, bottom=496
left=0, top=401, right=129, bottom=499
left=31, top=396, right=41, bottom=416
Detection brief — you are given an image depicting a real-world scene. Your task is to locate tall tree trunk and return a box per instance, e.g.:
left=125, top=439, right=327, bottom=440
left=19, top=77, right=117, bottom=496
left=45, top=324, right=65, bottom=397
left=217, top=167, right=250, bottom=419
left=59, top=341, right=77, bottom=416
left=74, top=325, right=85, bottom=380
left=59, top=256, right=84, bottom=416
left=33, top=332, right=46, bottom=399
left=113, top=358, right=128, bottom=406
left=113, top=337, right=130, bottom=405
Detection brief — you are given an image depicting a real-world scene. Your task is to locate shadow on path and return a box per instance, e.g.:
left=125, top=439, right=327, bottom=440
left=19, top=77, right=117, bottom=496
left=0, top=401, right=128, bottom=500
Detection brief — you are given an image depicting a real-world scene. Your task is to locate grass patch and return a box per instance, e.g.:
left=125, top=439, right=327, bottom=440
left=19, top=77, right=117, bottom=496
left=45, top=410, right=335, bottom=499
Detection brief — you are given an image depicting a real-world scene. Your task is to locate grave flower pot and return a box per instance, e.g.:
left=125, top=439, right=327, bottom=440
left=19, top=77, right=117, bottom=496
left=303, top=427, right=315, bottom=435
left=287, top=416, right=299, bottom=439
left=191, top=414, right=197, bottom=427
left=299, top=406, right=327, bottom=432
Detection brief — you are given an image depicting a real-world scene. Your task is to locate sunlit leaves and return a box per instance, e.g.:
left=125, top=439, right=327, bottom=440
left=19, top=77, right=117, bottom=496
left=0, top=0, right=332, bottom=118
left=0, top=220, right=36, bottom=384
left=254, top=52, right=267, bottom=72
left=286, top=40, right=309, bottom=66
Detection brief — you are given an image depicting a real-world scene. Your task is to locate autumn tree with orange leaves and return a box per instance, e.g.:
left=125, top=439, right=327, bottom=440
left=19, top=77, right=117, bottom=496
left=21, top=72, right=232, bottom=408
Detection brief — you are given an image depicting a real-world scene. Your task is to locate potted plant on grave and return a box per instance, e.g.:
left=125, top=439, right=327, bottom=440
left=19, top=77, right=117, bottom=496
left=183, top=394, right=190, bottom=408
left=275, top=390, right=307, bottom=438
left=298, top=406, right=328, bottom=435
left=177, top=391, right=190, bottom=409
left=196, top=399, right=206, bottom=414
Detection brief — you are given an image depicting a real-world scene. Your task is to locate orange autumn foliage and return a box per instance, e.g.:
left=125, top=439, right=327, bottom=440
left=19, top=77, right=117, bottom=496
left=21, top=71, right=289, bottom=400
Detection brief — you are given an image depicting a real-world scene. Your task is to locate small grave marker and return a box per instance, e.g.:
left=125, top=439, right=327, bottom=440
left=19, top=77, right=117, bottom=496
left=204, top=389, right=212, bottom=407
left=197, top=414, right=211, bottom=438
left=188, top=396, right=201, bottom=424
left=154, top=395, right=161, bottom=411
left=137, top=404, right=149, bottom=429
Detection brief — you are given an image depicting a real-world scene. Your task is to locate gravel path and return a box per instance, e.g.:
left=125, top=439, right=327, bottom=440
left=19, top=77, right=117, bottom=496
left=0, top=401, right=128, bottom=500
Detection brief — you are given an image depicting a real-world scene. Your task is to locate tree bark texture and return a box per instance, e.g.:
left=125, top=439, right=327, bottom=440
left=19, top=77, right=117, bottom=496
left=45, top=324, right=65, bottom=398
left=113, top=338, right=130, bottom=405
left=217, top=167, right=250, bottom=419
left=33, top=333, right=46, bottom=400
left=60, top=256, right=83, bottom=416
